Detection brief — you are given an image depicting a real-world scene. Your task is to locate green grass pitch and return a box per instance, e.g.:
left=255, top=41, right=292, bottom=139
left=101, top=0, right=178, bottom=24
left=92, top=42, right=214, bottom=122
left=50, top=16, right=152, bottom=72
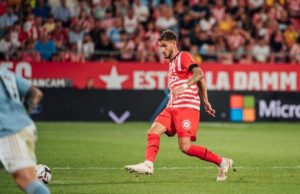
left=0, top=122, right=300, bottom=194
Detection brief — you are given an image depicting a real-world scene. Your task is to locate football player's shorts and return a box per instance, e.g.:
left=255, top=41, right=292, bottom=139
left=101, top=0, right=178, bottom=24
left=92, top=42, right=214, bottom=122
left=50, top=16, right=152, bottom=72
left=0, top=124, right=37, bottom=173
left=155, top=108, right=200, bottom=141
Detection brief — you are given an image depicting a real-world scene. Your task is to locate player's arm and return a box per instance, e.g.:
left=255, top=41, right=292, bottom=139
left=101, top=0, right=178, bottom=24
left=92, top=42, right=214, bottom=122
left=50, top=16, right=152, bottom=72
left=24, top=87, right=43, bottom=113
left=197, top=78, right=216, bottom=117
left=172, top=66, right=204, bottom=97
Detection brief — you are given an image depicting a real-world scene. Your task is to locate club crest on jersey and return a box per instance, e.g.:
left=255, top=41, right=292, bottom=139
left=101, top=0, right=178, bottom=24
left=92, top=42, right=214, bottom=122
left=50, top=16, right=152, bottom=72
left=182, top=120, right=191, bottom=130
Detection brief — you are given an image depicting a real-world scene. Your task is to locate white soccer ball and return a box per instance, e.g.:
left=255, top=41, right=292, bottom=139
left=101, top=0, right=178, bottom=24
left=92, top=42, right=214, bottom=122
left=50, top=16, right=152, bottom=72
left=35, top=164, right=52, bottom=184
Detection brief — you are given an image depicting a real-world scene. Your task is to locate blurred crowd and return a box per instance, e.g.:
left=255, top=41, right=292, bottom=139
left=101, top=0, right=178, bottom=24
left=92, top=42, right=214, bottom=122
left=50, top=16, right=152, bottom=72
left=0, top=0, right=299, bottom=64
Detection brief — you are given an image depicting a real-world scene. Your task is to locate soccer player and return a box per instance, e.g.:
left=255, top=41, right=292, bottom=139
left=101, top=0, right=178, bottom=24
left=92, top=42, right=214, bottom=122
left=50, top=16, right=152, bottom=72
left=125, top=30, right=234, bottom=181
left=0, top=67, right=50, bottom=194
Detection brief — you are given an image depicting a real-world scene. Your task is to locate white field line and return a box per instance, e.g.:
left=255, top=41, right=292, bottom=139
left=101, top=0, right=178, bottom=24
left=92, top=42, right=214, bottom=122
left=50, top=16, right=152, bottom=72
left=53, top=166, right=300, bottom=170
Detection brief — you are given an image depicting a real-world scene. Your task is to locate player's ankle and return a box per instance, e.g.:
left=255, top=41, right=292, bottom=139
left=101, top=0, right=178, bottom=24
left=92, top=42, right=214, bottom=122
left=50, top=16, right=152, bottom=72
left=144, top=160, right=154, bottom=168
left=219, top=158, right=228, bottom=168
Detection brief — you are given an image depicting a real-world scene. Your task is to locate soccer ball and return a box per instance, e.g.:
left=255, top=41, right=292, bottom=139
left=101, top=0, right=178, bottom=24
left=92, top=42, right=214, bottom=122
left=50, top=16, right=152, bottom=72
left=35, top=164, right=52, bottom=184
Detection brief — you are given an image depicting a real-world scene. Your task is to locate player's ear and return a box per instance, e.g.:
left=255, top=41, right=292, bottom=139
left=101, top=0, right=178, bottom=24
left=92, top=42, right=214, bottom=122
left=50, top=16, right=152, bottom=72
left=172, top=40, right=177, bottom=47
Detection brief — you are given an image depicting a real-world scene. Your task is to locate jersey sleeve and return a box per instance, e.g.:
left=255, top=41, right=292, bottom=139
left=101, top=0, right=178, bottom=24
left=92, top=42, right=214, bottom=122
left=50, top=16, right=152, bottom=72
left=15, top=74, right=31, bottom=97
left=180, top=52, right=198, bottom=71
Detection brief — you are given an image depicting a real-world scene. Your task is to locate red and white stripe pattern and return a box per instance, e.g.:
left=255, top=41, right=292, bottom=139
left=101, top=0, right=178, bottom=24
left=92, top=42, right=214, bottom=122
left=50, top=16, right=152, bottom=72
left=166, top=52, right=200, bottom=111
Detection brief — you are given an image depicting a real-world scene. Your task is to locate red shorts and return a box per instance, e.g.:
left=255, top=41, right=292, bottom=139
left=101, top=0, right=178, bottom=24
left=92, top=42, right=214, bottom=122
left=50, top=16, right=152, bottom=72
left=154, top=108, right=200, bottom=141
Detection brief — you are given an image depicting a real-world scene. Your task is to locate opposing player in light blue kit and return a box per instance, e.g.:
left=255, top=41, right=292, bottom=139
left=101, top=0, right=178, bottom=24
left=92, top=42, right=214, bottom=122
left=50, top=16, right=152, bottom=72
left=0, top=67, right=50, bottom=194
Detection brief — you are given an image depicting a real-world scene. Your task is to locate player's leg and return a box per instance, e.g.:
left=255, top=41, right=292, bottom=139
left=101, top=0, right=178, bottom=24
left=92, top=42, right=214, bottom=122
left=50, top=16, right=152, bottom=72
left=0, top=125, right=50, bottom=193
left=175, top=108, right=234, bottom=181
left=178, top=137, right=234, bottom=181
left=178, top=137, right=222, bottom=165
left=145, top=122, right=167, bottom=163
left=12, top=167, right=50, bottom=194
left=125, top=109, right=172, bottom=175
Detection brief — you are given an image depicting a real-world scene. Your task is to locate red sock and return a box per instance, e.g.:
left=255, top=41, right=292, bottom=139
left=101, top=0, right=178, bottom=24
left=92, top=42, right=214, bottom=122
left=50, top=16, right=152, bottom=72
left=145, top=133, right=160, bottom=162
left=186, top=145, right=222, bottom=165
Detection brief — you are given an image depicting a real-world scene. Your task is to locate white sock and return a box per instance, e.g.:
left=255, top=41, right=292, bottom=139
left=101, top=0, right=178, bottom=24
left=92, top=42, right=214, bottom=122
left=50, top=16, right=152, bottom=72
left=144, top=160, right=154, bottom=168
left=219, top=158, right=228, bottom=168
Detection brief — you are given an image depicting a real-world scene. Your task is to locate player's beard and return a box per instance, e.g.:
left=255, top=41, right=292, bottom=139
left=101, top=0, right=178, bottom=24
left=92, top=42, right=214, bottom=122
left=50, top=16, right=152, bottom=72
left=166, top=50, right=173, bottom=60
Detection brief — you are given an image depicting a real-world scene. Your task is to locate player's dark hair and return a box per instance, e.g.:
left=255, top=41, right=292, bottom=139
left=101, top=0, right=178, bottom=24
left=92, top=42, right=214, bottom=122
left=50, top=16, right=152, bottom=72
left=158, top=30, right=178, bottom=42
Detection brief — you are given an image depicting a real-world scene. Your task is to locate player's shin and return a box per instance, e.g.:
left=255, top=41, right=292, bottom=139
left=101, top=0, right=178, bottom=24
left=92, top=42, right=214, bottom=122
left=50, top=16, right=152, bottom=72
left=186, top=144, right=222, bottom=166
left=145, top=133, right=160, bottom=164
left=25, top=180, right=50, bottom=194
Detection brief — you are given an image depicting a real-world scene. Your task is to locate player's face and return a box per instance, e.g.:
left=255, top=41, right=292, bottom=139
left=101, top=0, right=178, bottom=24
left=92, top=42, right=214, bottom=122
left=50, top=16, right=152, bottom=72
left=158, top=40, right=176, bottom=59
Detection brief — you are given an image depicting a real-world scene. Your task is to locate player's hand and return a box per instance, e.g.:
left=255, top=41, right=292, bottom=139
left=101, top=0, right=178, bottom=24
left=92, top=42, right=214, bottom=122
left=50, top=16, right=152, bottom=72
left=172, top=84, right=188, bottom=99
left=204, top=102, right=216, bottom=117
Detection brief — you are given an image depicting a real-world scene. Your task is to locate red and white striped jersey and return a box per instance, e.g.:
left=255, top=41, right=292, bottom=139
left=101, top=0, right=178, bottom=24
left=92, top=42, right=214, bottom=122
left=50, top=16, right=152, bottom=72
left=166, top=51, right=200, bottom=111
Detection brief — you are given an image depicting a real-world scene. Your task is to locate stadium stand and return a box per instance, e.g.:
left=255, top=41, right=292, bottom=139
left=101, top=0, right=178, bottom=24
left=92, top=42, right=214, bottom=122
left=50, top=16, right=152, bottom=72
left=0, top=0, right=299, bottom=63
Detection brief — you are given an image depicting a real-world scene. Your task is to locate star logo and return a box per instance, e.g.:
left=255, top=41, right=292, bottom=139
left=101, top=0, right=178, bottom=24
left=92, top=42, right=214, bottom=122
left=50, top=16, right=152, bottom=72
left=99, top=65, right=128, bottom=89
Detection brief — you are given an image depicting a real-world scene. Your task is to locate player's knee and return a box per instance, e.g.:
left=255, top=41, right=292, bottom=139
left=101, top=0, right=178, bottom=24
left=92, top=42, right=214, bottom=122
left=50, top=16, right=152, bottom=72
left=179, top=142, right=191, bottom=153
left=148, top=122, right=166, bottom=136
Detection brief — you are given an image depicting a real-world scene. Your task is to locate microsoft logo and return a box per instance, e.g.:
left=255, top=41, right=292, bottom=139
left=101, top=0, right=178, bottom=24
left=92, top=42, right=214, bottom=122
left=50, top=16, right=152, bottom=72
left=230, top=95, right=255, bottom=122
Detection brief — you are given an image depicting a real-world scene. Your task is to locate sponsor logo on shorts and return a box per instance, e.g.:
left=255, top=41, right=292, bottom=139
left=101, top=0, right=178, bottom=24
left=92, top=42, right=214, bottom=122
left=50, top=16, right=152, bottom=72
left=182, top=120, right=191, bottom=130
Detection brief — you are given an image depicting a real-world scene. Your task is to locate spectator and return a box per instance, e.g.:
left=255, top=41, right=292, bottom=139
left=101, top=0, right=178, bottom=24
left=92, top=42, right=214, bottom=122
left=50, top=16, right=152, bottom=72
left=21, top=40, right=41, bottom=62
left=286, top=0, right=300, bottom=31
left=144, top=38, right=159, bottom=62
left=0, top=31, right=12, bottom=60
left=267, top=2, right=287, bottom=24
left=85, top=77, right=95, bottom=89
left=230, top=0, right=251, bottom=30
left=248, top=0, right=264, bottom=14
left=179, top=11, right=194, bottom=37
left=79, top=34, right=95, bottom=60
left=61, top=43, right=84, bottom=62
left=53, top=0, right=71, bottom=25
left=190, top=45, right=202, bottom=64
left=290, top=38, right=300, bottom=64
left=173, top=0, right=186, bottom=23
left=123, top=6, right=138, bottom=36
left=89, top=19, right=104, bottom=45
left=144, top=21, right=160, bottom=52
left=270, top=28, right=286, bottom=62
left=199, top=12, right=216, bottom=33
left=225, top=27, right=251, bottom=61
left=115, top=0, right=130, bottom=17
left=95, top=32, right=116, bottom=60
left=33, top=0, right=51, bottom=19
left=76, top=10, right=94, bottom=32
left=133, top=0, right=149, bottom=26
left=51, top=20, right=68, bottom=50
left=34, top=33, right=56, bottom=60
left=10, top=22, right=28, bottom=49
left=191, top=0, right=210, bottom=22
left=100, top=8, right=115, bottom=32
left=155, top=6, right=178, bottom=31
left=210, top=0, right=226, bottom=21
left=73, top=0, right=91, bottom=17
left=23, top=13, right=38, bottom=40
left=93, top=0, right=111, bottom=19
left=251, top=37, right=271, bottom=62
left=218, top=13, right=236, bottom=33
left=0, top=1, right=8, bottom=16
left=152, top=0, right=173, bottom=7
left=0, top=7, right=18, bottom=29
left=43, top=16, right=56, bottom=34
left=68, top=24, right=85, bottom=45
left=107, top=17, right=122, bottom=44
left=283, top=25, right=299, bottom=48
left=134, top=34, right=146, bottom=62
left=115, top=30, right=135, bottom=61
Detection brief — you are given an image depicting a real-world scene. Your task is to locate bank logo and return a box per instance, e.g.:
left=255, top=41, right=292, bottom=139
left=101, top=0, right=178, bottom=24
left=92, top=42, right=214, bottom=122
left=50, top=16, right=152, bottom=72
left=230, top=95, right=255, bottom=122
